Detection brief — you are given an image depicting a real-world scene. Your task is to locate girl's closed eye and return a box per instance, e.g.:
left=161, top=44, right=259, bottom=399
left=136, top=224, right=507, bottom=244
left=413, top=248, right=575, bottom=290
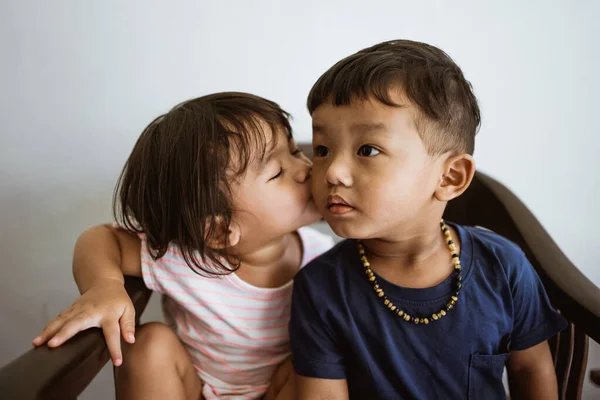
left=270, top=167, right=283, bottom=181
left=357, top=145, right=380, bottom=157
left=268, top=147, right=299, bottom=182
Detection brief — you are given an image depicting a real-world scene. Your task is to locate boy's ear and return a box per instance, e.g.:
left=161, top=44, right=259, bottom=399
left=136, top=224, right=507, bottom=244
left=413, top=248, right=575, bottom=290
left=204, top=216, right=241, bottom=249
left=434, top=153, right=476, bottom=202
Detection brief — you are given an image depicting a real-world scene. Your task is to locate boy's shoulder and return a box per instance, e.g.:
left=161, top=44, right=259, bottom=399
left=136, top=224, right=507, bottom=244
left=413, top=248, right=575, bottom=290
left=461, top=223, right=524, bottom=256
left=457, top=223, right=530, bottom=280
left=463, top=222, right=517, bottom=247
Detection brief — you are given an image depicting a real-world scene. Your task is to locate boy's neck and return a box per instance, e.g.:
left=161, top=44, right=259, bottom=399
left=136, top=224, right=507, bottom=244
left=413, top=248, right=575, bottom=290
left=363, top=226, right=444, bottom=267
left=361, top=218, right=456, bottom=279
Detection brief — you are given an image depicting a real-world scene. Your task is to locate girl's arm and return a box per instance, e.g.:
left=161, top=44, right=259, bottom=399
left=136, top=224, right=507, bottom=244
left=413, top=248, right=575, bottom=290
left=73, top=224, right=142, bottom=290
left=32, top=224, right=142, bottom=366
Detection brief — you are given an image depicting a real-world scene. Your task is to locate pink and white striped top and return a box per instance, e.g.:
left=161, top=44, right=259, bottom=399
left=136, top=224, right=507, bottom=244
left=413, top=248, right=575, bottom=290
left=140, top=226, right=335, bottom=399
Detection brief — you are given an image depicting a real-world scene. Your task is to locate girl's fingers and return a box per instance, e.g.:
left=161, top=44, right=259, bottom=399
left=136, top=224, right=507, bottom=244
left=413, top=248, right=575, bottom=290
left=46, top=312, right=98, bottom=347
left=32, top=311, right=73, bottom=346
left=102, top=319, right=123, bottom=366
left=119, top=305, right=136, bottom=344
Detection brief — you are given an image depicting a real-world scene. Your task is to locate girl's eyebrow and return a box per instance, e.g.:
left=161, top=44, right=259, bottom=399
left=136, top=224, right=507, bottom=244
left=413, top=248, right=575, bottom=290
left=254, top=128, right=294, bottom=172
left=259, top=134, right=289, bottom=169
left=262, top=147, right=278, bottom=167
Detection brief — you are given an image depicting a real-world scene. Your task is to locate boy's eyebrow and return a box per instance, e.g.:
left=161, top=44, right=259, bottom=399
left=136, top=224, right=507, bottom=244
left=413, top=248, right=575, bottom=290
left=312, top=123, right=324, bottom=134
left=312, top=122, right=386, bottom=136
left=350, top=122, right=386, bottom=134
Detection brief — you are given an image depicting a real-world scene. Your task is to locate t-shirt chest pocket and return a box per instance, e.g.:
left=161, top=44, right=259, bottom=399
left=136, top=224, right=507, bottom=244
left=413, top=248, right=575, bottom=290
left=468, top=353, right=509, bottom=400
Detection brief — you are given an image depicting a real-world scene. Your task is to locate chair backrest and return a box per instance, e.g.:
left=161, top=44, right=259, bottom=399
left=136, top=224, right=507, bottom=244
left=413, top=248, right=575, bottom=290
left=443, top=172, right=588, bottom=400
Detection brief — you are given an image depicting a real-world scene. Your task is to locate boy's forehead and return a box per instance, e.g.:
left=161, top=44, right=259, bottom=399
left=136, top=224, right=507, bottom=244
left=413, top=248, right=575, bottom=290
left=312, top=95, right=414, bottom=134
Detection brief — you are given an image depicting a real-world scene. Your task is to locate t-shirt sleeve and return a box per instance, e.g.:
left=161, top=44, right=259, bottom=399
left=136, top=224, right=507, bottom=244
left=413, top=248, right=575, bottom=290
left=111, top=221, right=163, bottom=293
left=509, top=248, right=568, bottom=351
left=138, top=235, right=167, bottom=294
left=290, top=269, right=346, bottom=379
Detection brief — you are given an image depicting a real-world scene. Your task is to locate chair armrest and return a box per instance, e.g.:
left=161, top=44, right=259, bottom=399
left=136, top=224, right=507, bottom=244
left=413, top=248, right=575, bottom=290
left=0, top=277, right=151, bottom=400
left=591, top=369, right=600, bottom=386
left=477, top=172, right=600, bottom=344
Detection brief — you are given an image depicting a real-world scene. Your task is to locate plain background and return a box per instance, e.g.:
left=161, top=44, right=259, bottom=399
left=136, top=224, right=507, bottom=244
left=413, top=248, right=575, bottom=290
left=1, top=1, right=598, bottom=398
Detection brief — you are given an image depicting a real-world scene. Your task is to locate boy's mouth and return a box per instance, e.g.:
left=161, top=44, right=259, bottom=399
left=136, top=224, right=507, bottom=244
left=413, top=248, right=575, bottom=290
left=327, top=195, right=354, bottom=215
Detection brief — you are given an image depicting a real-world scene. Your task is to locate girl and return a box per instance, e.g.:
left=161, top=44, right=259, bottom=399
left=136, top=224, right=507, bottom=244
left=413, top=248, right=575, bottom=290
left=32, top=92, right=334, bottom=399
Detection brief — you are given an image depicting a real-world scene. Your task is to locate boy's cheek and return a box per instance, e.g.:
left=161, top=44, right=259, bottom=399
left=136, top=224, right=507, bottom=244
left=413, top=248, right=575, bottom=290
left=310, top=186, right=327, bottom=210
left=310, top=171, right=326, bottom=194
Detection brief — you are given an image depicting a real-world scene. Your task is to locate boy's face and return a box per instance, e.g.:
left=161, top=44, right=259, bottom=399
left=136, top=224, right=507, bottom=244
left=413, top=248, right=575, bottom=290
left=311, top=94, right=446, bottom=240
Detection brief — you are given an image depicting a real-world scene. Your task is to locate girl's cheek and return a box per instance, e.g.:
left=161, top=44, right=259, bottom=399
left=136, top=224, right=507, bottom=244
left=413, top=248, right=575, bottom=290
left=281, top=193, right=302, bottom=210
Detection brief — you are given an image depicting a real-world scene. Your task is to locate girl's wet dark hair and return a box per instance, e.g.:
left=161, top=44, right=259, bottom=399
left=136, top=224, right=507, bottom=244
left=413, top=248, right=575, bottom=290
left=114, top=92, right=292, bottom=276
left=308, top=40, right=481, bottom=155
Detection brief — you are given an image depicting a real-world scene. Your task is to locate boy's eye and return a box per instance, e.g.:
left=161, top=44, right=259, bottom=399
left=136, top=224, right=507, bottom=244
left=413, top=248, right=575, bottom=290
left=291, top=148, right=303, bottom=156
left=357, top=145, right=380, bottom=157
left=314, top=145, right=330, bottom=157
left=269, top=168, right=283, bottom=181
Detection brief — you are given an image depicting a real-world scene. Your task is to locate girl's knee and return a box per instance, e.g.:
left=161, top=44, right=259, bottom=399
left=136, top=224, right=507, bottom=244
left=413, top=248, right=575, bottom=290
left=116, top=323, right=201, bottom=399
left=136, top=322, right=178, bottom=343
left=125, top=322, right=181, bottom=366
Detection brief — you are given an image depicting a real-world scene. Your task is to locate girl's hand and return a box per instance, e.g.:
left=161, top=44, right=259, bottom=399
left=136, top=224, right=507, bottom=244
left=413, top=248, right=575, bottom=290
left=31, top=280, right=136, bottom=366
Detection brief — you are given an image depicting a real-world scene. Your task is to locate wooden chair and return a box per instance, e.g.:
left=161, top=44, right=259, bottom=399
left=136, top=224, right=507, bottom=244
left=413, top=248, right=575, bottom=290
left=1, top=144, right=599, bottom=399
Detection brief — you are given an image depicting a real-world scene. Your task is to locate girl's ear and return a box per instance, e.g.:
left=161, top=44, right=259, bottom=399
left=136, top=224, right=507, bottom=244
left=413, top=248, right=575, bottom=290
left=434, top=153, right=476, bottom=202
left=204, top=216, right=241, bottom=249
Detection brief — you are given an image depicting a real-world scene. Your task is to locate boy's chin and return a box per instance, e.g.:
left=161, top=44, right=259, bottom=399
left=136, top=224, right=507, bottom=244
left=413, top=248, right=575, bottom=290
left=321, top=218, right=369, bottom=240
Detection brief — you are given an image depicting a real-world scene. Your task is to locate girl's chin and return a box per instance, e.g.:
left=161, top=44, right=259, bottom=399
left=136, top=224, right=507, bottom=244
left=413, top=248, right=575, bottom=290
left=306, top=205, right=324, bottom=224
left=293, top=210, right=323, bottom=229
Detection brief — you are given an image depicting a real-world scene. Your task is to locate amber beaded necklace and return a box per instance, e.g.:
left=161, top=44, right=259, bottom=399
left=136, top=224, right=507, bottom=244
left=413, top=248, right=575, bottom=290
left=358, top=219, right=462, bottom=325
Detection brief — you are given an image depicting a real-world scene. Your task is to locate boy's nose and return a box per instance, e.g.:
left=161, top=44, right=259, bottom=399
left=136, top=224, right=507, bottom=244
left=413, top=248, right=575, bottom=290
left=325, top=156, right=352, bottom=187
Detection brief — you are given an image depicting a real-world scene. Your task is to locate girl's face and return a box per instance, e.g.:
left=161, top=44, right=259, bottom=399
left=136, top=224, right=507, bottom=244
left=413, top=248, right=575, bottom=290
left=230, top=125, right=321, bottom=252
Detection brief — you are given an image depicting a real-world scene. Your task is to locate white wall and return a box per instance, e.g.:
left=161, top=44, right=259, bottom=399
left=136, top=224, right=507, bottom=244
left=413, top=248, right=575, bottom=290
left=1, top=1, right=598, bottom=399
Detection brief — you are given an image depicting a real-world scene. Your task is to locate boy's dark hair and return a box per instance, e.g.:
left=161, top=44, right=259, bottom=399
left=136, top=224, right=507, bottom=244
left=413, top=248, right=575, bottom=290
left=114, top=92, right=292, bottom=276
left=307, top=40, right=480, bottom=155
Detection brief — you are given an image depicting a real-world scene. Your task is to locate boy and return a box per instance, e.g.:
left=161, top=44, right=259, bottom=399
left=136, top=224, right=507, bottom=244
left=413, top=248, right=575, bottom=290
left=290, top=40, right=567, bottom=399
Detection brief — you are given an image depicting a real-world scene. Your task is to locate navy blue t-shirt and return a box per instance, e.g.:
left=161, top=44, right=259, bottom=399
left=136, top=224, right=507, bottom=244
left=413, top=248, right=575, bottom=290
left=290, top=224, right=567, bottom=400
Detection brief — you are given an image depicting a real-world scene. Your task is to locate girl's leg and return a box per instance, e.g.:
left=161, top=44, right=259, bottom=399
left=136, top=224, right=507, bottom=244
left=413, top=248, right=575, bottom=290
left=115, top=322, right=202, bottom=400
